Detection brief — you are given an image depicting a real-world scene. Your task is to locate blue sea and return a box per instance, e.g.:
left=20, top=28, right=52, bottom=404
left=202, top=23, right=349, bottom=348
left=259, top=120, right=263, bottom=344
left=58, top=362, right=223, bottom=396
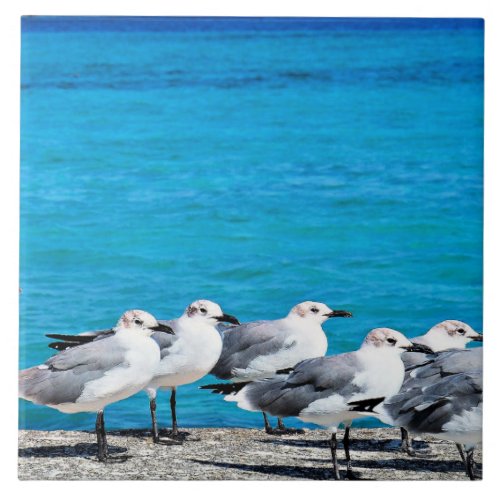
left=19, top=17, right=484, bottom=431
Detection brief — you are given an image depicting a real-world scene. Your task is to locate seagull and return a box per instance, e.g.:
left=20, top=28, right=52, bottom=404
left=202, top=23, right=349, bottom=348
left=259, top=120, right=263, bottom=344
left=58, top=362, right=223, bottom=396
left=399, top=320, right=482, bottom=455
left=203, top=301, right=352, bottom=434
left=144, top=300, right=239, bottom=442
left=46, top=300, right=240, bottom=443
left=19, top=310, right=173, bottom=462
left=205, top=328, right=431, bottom=479
left=380, top=347, right=482, bottom=480
left=409, top=320, right=482, bottom=352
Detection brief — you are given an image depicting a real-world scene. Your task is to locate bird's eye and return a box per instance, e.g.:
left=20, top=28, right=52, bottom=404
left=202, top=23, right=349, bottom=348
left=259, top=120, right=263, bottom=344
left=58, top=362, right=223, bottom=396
left=387, top=338, right=397, bottom=345
left=457, top=328, right=465, bottom=334
left=199, top=307, right=207, bottom=314
left=134, top=318, right=143, bottom=326
left=311, top=307, right=319, bottom=314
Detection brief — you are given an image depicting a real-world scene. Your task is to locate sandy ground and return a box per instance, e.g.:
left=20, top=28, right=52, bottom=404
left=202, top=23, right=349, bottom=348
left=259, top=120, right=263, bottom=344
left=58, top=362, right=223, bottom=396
left=18, top=427, right=482, bottom=481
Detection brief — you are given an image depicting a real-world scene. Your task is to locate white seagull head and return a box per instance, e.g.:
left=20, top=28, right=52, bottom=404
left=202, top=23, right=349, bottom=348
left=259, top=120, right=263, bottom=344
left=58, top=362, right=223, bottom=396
left=185, top=299, right=240, bottom=326
left=362, top=328, right=433, bottom=354
left=423, top=320, right=482, bottom=350
left=116, top=310, right=174, bottom=336
left=288, top=301, right=352, bottom=324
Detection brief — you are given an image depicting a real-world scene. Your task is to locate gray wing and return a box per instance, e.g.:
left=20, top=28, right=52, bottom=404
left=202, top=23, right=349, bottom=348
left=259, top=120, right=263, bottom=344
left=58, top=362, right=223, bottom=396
left=401, top=351, right=436, bottom=378
left=153, top=319, right=180, bottom=359
left=385, top=348, right=482, bottom=433
left=19, top=339, right=128, bottom=406
left=412, top=348, right=482, bottom=378
left=402, top=348, right=481, bottom=382
left=402, top=335, right=435, bottom=374
left=216, top=323, right=239, bottom=336
left=243, top=353, right=362, bottom=417
left=210, top=320, right=294, bottom=380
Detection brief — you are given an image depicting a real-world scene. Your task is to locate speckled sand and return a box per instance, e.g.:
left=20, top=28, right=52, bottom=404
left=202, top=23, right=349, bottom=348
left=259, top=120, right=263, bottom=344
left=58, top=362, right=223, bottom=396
left=18, top=427, right=482, bottom=480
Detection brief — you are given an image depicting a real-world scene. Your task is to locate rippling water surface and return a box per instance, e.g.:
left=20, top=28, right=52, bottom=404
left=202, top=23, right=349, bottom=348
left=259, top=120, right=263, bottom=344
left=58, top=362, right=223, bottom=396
left=20, top=17, right=483, bottom=430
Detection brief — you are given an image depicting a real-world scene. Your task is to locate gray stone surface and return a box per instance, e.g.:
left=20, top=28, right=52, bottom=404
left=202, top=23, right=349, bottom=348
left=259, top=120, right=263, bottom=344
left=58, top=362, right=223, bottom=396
left=18, top=427, right=482, bottom=480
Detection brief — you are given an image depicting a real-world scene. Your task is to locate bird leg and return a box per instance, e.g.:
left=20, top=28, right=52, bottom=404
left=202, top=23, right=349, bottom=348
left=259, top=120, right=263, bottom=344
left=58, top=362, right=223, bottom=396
left=329, top=432, right=341, bottom=480
left=262, top=412, right=274, bottom=434
left=159, top=387, right=190, bottom=442
left=465, top=448, right=477, bottom=480
left=95, top=410, right=131, bottom=460
left=149, top=394, right=183, bottom=446
left=263, top=412, right=273, bottom=433
left=274, top=417, right=305, bottom=435
left=170, top=387, right=178, bottom=436
left=168, top=387, right=191, bottom=441
left=150, top=397, right=160, bottom=443
left=343, top=426, right=357, bottom=479
left=101, top=410, right=109, bottom=457
left=262, top=414, right=304, bottom=435
left=95, top=410, right=107, bottom=462
left=400, top=427, right=416, bottom=456
left=149, top=387, right=185, bottom=446
left=456, top=443, right=466, bottom=464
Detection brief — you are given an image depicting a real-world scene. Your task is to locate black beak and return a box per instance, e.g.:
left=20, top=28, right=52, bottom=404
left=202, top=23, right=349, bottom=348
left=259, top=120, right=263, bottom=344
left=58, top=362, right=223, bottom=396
left=325, top=310, right=353, bottom=318
left=405, top=342, right=434, bottom=354
left=469, top=334, right=483, bottom=342
left=152, top=323, right=175, bottom=335
left=214, top=313, right=240, bottom=325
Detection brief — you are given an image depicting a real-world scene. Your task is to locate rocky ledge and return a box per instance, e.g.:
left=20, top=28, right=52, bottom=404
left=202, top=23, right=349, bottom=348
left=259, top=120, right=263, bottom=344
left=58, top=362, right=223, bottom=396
left=18, top=427, right=482, bottom=480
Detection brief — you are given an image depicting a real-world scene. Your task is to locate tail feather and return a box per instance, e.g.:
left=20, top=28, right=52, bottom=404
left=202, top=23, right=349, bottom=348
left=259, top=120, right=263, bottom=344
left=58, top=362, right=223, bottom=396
left=47, top=341, right=77, bottom=351
left=46, top=330, right=113, bottom=350
left=348, top=396, right=386, bottom=412
left=46, top=333, right=95, bottom=351
left=45, top=333, right=96, bottom=342
left=275, top=367, right=294, bottom=375
left=19, top=366, right=50, bottom=403
left=199, top=381, right=250, bottom=395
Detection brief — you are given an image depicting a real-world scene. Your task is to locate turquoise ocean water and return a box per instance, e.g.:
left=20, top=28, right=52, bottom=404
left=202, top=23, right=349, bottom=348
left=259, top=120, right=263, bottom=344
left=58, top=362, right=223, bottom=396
left=20, top=17, right=483, bottom=431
